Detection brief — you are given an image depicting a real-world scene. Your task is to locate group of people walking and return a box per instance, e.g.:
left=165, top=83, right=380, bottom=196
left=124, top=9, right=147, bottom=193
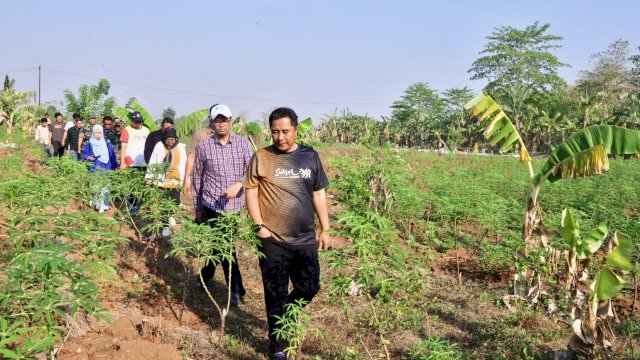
left=34, top=104, right=332, bottom=360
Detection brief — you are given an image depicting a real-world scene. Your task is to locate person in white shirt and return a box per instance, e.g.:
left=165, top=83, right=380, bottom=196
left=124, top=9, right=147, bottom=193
left=119, top=111, right=150, bottom=215
left=34, top=118, right=51, bottom=156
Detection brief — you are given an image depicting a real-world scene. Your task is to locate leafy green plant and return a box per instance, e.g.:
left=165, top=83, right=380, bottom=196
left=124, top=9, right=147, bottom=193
left=166, top=211, right=257, bottom=349
left=409, top=337, right=462, bottom=360
left=273, top=299, right=324, bottom=359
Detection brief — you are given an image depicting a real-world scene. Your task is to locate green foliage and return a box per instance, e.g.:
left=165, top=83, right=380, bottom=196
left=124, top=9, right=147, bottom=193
left=409, top=337, right=463, bottom=360
left=161, top=106, right=177, bottom=120
left=468, top=21, right=567, bottom=126
left=273, top=299, right=323, bottom=359
left=63, top=78, right=116, bottom=120
left=535, top=125, right=640, bottom=185
left=173, top=109, right=208, bottom=138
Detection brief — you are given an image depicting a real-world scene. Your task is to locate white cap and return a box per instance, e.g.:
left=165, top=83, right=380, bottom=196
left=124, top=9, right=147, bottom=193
left=209, top=104, right=232, bottom=119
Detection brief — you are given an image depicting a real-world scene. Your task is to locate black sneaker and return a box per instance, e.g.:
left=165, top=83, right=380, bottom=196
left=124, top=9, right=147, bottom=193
left=271, top=352, right=288, bottom=360
left=230, top=292, right=244, bottom=307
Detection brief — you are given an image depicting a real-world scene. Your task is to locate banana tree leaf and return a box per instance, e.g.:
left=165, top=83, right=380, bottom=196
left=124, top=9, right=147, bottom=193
left=592, top=267, right=625, bottom=301
left=174, top=109, right=208, bottom=139
left=606, top=232, right=635, bottom=271
left=114, top=107, right=131, bottom=125
left=576, top=221, right=609, bottom=260
left=559, top=208, right=580, bottom=249
left=131, top=102, right=158, bottom=131
left=535, top=126, right=640, bottom=185
left=298, top=117, right=313, bottom=137
left=464, top=94, right=529, bottom=161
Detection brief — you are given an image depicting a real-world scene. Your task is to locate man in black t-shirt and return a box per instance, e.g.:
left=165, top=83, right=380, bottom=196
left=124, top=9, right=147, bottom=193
left=245, top=107, right=331, bottom=360
left=48, top=112, right=67, bottom=157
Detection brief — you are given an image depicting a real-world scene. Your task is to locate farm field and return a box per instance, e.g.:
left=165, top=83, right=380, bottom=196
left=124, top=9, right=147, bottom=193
left=1, top=129, right=639, bottom=360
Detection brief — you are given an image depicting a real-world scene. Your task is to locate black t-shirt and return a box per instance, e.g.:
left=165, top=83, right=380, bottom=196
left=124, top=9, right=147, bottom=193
left=48, top=122, right=66, bottom=143
left=244, top=144, right=329, bottom=245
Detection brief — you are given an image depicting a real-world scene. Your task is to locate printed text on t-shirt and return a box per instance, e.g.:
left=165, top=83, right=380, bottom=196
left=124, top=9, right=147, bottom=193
left=275, top=168, right=311, bottom=179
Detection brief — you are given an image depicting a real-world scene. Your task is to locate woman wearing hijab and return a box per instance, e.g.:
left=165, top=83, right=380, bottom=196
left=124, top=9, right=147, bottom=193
left=83, top=125, right=117, bottom=212
left=145, top=128, right=187, bottom=236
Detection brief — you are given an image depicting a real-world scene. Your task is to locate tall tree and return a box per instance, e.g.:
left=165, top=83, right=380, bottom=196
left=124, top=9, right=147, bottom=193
left=161, top=106, right=176, bottom=120
left=3, top=75, right=15, bottom=91
left=441, top=87, right=477, bottom=149
left=630, top=46, right=640, bottom=90
left=391, top=82, right=444, bottom=148
left=577, top=39, right=634, bottom=94
left=468, top=22, right=568, bottom=134
left=64, top=79, right=116, bottom=119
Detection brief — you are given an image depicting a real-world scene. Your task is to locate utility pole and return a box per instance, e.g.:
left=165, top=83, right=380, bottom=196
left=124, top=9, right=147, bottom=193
left=38, top=66, right=41, bottom=106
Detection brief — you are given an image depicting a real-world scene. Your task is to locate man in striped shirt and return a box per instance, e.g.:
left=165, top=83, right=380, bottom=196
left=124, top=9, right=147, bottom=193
left=192, top=104, right=254, bottom=306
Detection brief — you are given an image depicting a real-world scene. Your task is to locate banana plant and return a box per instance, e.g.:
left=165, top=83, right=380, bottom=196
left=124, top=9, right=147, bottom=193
left=466, top=94, right=640, bottom=302
left=559, top=211, right=637, bottom=358
left=114, top=101, right=159, bottom=131
left=173, top=109, right=208, bottom=138
left=296, top=117, right=314, bottom=147
left=464, top=93, right=533, bottom=177
left=559, top=208, right=609, bottom=294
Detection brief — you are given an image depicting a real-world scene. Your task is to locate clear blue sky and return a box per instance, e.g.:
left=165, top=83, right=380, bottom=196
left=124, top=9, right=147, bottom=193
left=3, top=0, right=639, bottom=124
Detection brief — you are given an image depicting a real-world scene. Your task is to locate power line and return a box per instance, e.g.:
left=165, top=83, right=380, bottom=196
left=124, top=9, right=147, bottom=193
left=0, top=67, right=39, bottom=75
left=41, top=67, right=393, bottom=106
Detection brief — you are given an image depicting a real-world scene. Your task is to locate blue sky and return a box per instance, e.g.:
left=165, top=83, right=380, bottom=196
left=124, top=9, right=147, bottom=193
left=3, top=0, right=639, bottom=124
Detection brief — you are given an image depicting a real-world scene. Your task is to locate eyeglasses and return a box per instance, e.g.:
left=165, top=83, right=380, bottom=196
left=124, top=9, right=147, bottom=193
left=213, top=119, right=232, bottom=125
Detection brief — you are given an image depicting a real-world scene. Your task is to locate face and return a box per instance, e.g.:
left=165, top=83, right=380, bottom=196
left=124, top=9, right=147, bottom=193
left=114, top=124, right=122, bottom=132
left=55, top=115, right=63, bottom=122
left=89, top=118, right=96, bottom=125
left=161, top=122, right=173, bottom=131
left=164, top=137, right=176, bottom=147
left=211, top=115, right=232, bottom=137
left=270, top=117, right=297, bottom=153
left=75, top=120, right=83, bottom=128
left=41, top=122, right=48, bottom=127
left=93, top=130, right=102, bottom=139
left=103, top=120, right=112, bottom=129
left=131, top=121, right=142, bottom=129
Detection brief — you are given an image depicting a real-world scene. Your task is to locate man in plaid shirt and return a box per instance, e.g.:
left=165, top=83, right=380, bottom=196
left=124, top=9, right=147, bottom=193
left=192, top=104, right=253, bottom=306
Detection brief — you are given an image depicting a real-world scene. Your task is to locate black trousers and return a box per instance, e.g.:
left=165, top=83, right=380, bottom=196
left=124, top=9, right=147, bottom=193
left=258, top=238, right=320, bottom=353
left=51, top=141, right=65, bottom=157
left=199, top=207, right=245, bottom=296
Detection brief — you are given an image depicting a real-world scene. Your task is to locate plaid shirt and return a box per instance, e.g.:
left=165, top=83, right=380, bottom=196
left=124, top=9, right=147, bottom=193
left=192, top=133, right=254, bottom=212
left=65, top=126, right=83, bottom=150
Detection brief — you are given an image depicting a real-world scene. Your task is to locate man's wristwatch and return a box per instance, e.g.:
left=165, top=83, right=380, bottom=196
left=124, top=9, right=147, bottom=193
left=254, top=224, right=265, bottom=232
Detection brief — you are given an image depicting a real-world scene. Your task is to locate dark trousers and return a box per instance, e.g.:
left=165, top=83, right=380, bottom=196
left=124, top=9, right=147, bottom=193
left=199, top=207, right=245, bottom=296
left=52, top=141, right=65, bottom=157
left=258, top=238, right=320, bottom=353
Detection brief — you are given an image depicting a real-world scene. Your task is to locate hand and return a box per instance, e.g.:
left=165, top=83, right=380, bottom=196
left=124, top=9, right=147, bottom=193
left=183, top=181, right=191, bottom=195
left=257, top=226, right=272, bottom=239
left=318, top=231, right=332, bottom=251
left=88, top=156, right=96, bottom=161
left=119, top=163, right=127, bottom=170
left=195, top=210, right=205, bottom=224
left=224, top=182, right=243, bottom=199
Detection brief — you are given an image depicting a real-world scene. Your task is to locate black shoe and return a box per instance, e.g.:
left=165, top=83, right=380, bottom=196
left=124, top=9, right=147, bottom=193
left=230, top=292, right=244, bottom=307
left=271, top=352, right=288, bottom=360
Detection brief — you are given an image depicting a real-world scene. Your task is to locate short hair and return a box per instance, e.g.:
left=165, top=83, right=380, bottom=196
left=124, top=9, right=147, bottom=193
left=40, top=118, right=48, bottom=123
left=102, top=116, right=113, bottom=122
left=162, top=117, right=174, bottom=125
left=72, top=113, right=81, bottom=119
left=54, top=112, right=62, bottom=118
left=268, top=107, right=298, bottom=128
left=75, top=117, right=83, bottom=123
